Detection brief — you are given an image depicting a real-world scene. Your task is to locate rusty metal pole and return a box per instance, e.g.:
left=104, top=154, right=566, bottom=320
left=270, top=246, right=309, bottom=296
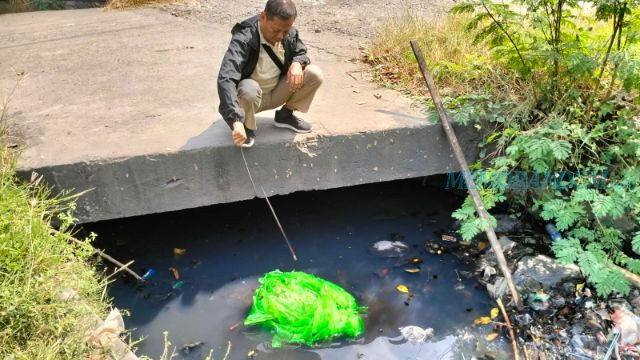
left=410, top=40, right=523, bottom=310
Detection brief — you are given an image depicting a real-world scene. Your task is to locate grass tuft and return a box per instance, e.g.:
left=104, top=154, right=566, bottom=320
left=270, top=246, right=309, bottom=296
left=0, top=101, right=111, bottom=359
left=366, top=12, right=537, bottom=115
left=104, top=0, right=175, bottom=10
left=6, top=0, right=33, bottom=12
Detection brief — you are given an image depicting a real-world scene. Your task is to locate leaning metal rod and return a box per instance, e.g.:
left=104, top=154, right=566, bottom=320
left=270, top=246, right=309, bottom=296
left=410, top=40, right=523, bottom=310
left=240, top=147, right=298, bottom=261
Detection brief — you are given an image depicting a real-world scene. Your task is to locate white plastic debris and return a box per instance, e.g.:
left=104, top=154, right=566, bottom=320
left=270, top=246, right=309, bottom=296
left=399, top=325, right=434, bottom=343
left=86, top=308, right=125, bottom=347
left=483, top=266, right=497, bottom=281
left=611, top=307, right=640, bottom=346
left=486, top=276, right=509, bottom=300
left=371, top=240, right=409, bottom=257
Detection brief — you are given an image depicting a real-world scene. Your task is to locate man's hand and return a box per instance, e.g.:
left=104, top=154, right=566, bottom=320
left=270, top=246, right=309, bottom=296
left=232, top=121, right=247, bottom=147
left=287, top=62, right=304, bottom=92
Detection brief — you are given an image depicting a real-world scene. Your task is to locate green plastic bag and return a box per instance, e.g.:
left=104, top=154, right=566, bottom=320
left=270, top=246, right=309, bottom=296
left=244, top=270, right=367, bottom=348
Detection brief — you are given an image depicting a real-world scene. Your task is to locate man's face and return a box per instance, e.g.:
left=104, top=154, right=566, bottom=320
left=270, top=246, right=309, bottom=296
left=259, top=12, right=296, bottom=45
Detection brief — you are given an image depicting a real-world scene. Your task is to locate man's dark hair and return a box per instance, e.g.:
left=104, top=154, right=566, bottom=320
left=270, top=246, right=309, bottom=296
left=264, top=0, right=297, bottom=20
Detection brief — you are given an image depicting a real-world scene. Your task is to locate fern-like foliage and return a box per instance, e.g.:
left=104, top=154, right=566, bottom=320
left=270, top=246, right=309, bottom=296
left=447, top=0, right=640, bottom=297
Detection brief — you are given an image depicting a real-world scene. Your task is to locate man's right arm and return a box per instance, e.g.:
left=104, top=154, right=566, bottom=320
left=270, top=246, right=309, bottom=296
left=217, top=33, right=250, bottom=129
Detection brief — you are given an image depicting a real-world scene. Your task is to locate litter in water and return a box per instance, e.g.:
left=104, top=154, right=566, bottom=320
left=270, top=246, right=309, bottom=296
left=169, top=267, right=180, bottom=280
left=370, top=240, right=409, bottom=257
left=142, top=268, right=156, bottom=281
left=441, top=234, right=457, bottom=242
left=398, top=325, right=434, bottom=343
left=395, top=256, right=423, bottom=266
left=173, top=280, right=184, bottom=290
left=244, top=270, right=366, bottom=348
left=180, top=341, right=204, bottom=354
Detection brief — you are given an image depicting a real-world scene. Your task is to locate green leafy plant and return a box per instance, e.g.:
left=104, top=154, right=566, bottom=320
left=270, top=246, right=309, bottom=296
left=34, top=0, right=64, bottom=10
left=368, top=0, right=639, bottom=296
left=445, top=0, right=640, bottom=296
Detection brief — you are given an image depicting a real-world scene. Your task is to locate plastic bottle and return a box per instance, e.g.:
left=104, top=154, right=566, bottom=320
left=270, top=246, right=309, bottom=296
left=545, top=224, right=562, bottom=242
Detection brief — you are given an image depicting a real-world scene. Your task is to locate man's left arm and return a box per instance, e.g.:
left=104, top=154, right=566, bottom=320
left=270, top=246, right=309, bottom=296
left=291, top=28, right=310, bottom=67
left=288, top=29, right=311, bottom=91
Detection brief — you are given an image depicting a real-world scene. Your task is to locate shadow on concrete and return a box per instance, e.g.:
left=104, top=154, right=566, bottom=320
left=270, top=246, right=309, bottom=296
left=180, top=116, right=296, bottom=151
left=374, top=109, right=428, bottom=124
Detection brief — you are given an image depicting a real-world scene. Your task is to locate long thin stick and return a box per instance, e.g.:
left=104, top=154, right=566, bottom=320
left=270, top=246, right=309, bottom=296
left=497, top=298, right=520, bottom=360
left=240, top=148, right=298, bottom=261
left=410, top=40, right=522, bottom=310
left=523, top=345, right=531, bottom=360
left=52, top=229, right=146, bottom=282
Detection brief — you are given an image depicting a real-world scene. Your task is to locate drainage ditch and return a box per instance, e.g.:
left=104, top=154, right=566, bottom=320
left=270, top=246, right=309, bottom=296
left=86, top=178, right=502, bottom=359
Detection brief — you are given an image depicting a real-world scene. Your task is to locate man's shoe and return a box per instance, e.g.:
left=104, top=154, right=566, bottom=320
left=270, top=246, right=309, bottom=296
left=274, top=108, right=312, bottom=133
left=241, top=129, right=255, bottom=148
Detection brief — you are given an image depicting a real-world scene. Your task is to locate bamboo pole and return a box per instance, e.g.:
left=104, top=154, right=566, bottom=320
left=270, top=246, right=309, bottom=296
left=410, top=40, right=523, bottom=310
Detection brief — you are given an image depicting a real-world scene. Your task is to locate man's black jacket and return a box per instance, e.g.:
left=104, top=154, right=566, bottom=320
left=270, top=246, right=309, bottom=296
left=217, top=15, right=311, bottom=129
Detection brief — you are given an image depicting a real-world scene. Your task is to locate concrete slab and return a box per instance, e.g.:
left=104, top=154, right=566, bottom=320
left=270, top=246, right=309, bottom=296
left=0, top=8, right=479, bottom=223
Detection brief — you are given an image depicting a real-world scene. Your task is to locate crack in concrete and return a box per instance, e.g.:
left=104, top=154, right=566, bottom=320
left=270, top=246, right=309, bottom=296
left=304, top=41, right=348, bottom=59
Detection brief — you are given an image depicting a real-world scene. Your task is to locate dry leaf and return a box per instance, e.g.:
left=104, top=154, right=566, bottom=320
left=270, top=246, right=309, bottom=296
left=490, top=307, right=500, bottom=319
left=473, top=316, right=492, bottom=325
left=486, top=332, right=499, bottom=341
left=396, top=284, right=410, bottom=294
left=173, top=248, right=186, bottom=255
left=477, top=242, right=488, bottom=251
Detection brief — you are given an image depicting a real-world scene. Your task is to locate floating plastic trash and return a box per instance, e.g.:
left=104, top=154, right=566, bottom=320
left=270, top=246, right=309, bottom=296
left=142, top=268, right=156, bottom=281
left=169, top=267, right=180, bottom=280
left=370, top=240, right=409, bottom=257
left=399, top=325, right=434, bottom=343
left=244, top=270, right=367, bottom=348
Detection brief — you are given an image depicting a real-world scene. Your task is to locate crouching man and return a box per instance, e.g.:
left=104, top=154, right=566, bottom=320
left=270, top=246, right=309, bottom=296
left=217, top=0, right=323, bottom=148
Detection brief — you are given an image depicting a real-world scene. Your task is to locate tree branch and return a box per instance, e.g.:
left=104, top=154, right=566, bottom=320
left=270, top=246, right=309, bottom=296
left=480, top=0, right=528, bottom=70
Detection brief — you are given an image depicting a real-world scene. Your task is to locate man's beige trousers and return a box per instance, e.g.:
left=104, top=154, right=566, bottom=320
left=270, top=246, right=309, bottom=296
left=237, top=65, right=323, bottom=131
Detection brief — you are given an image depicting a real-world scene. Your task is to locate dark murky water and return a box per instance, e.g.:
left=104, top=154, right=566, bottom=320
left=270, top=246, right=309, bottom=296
left=88, top=179, right=494, bottom=360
